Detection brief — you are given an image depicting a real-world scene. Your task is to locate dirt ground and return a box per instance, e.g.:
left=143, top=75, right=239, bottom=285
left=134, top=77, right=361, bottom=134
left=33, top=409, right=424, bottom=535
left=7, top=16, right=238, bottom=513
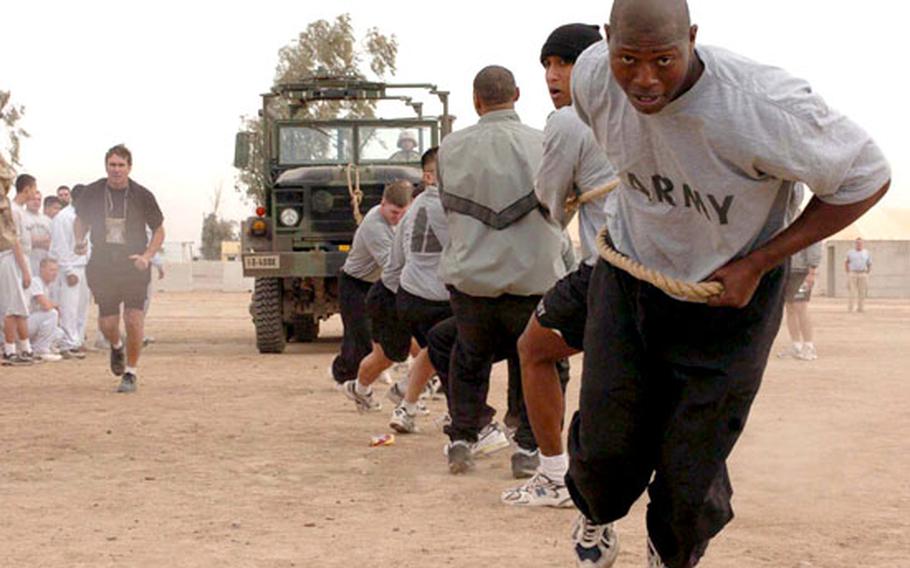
left=1, top=291, right=908, bottom=567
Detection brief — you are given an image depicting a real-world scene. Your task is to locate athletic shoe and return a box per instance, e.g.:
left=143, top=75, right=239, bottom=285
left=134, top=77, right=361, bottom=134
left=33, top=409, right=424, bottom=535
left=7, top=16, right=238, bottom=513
left=500, top=471, right=574, bottom=508
left=647, top=536, right=668, bottom=568
left=2, top=352, right=34, bottom=366
left=68, top=349, right=87, bottom=360
left=117, top=372, right=137, bottom=394
left=427, top=375, right=444, bottom=400
left=379, top=370, right=394, bottom=385
left=434, top=412, right=452, bottom=432
left=341, top=380, right=382, bottom=413
left=572, top=515, right=619, bottom=568
left=511, top=447, right=540, bottom=479
left=94, top=336, right=110, bottom=350
left=110, top=345, right=126, bottom=376
left=142, top=336, right=156, bottom=347
left=390, top=359, right=410, bottom=383
left=387, top=381, right=406, bottom=405
left=37, top=352, right=63, bottom=362
left=447, top=440, right=474, bottom=474
left=389, top=404, right=418, bottom=434
left=777, top=344, right=801, bottom=359
left=797, top=343, right=818, bottom=361
left=59, top=349, right=74, bottom=360
left=473, top=422, right=510, bottom=457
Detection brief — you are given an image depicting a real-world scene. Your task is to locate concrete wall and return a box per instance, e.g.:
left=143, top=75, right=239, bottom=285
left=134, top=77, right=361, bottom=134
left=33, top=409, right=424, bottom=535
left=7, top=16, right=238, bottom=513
left=153, top=261, right=254, bottom=294
left=816, top=240, right=910, bottom=298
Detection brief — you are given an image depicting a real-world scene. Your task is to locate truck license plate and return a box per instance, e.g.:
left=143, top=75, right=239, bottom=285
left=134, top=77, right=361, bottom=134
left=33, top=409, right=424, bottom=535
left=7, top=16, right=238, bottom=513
left=243, top=255, right=280, bottom=270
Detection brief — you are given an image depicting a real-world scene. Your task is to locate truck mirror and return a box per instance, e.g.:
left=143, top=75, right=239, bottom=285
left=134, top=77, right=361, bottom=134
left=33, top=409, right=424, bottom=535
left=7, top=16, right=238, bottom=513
left=234, top=132, right=252, bottom=169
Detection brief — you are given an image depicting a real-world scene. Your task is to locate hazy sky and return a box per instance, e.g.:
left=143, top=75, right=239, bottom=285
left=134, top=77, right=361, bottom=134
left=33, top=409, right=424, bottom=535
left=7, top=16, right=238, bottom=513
left=2, top=0, right=907, bottom=245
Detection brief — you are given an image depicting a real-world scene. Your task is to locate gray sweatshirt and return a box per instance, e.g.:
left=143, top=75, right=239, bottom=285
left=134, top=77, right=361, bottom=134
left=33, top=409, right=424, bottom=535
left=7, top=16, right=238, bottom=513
left=383, top=186, right=449, bottom=301
left=342, top=205, right=393, bottom=282
left=438, top=109, right=565, bottom=298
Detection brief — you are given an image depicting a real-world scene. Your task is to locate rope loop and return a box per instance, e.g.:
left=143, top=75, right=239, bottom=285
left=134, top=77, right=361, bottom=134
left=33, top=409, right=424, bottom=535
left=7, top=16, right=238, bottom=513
left=345, top=164, right=364, bottom=225
left=596, top=227, right=724, bottom=303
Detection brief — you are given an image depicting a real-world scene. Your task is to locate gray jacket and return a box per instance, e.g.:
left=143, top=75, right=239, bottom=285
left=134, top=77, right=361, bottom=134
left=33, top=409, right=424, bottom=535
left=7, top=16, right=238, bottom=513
left=438, top=109, right=565, bottom=297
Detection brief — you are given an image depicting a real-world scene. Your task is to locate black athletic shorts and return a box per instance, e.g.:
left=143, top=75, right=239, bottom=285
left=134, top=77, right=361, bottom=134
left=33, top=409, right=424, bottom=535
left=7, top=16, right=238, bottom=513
left=365, top=282, right=411, bottom=362
left=535, top=263, right=593, bottom=351
left=396, top=287, right=452, bottom=348
left=86, top=259, right=151, bottom=318
left=783, top=269, right=811, bottom=303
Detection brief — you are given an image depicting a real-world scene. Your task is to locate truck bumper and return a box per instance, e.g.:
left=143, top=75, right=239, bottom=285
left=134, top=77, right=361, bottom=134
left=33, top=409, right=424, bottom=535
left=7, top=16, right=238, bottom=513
left=242, top=250, right=347, bottom=278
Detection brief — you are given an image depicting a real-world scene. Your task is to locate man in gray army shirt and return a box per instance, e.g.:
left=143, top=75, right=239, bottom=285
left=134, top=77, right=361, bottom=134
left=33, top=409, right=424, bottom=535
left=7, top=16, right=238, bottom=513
left=437, top=65, right=565, bottom=474
left=330, top=181, right=411, bottom=387
left=565, top=1, right=891, bottom=567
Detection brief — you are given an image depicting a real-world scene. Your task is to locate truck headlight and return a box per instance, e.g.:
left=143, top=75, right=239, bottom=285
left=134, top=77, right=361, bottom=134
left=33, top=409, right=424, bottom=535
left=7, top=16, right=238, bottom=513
left=279, top=207, right=300, bottom=227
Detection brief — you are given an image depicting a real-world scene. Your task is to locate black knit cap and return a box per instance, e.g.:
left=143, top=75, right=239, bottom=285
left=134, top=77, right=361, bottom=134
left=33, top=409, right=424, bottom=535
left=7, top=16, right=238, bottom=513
left=540, top=23, right=603, bottom=65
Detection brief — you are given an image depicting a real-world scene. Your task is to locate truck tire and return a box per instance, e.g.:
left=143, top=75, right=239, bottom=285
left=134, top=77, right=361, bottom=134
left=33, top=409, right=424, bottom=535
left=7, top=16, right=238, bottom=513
left=293, top=316, right=320, bottom=343
left=253, top=277, right=286, bottom=354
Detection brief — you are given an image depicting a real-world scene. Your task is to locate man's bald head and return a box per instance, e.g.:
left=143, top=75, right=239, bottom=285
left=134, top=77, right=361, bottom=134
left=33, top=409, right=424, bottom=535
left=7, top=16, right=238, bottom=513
left=609, top=0, right=691, bottom=44
left=473, top=66, right=519, bottom=112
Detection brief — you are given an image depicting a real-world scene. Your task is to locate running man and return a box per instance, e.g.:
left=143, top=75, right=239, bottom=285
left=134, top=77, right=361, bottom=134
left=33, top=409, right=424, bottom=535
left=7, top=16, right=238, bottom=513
left=566, top=1, right=890, bottom=567
left=502, top=22, right=616, bottom=508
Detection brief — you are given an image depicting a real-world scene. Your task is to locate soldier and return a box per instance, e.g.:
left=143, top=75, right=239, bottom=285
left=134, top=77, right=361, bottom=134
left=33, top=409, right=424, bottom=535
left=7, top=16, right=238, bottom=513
left=388, top=130, right=421, bottom=162
left=74, top=145, right=165, bottom=393
left=24, top=189, right=53, bottom=275
left=329, top=180, right=412, bottom=387
left=502, top=22, right=616, bottom=508
left=25, top=257, right=64, bottom=362
left=339, top=179, right=416, bottom=412
left=43, top=195, right=63, bottom=219
left=566, top=1, right=890, bottom=566
left=0, top=169, right=34, bottom=366
left=50, top=184, right=90, bottom=358
left=438, top=65, right=566, bottom=475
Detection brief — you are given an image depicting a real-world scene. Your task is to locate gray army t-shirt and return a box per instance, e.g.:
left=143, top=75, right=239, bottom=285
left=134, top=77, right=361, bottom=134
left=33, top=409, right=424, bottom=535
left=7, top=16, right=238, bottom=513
left=342, top=205, right=393, bottom=283
left=572, top=42, right=891, bottom=283
left=536, top=105, right=617, bottom=266
left=383, top=186, right=449, bottom=302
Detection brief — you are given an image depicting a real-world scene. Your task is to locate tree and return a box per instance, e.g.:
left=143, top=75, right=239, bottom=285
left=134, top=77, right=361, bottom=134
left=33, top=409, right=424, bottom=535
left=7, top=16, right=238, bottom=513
left=200, top=185, right=238, bottom=260
left=234, top=14, right=398, bottom=204
left=0, top=90, right=29, bottom=194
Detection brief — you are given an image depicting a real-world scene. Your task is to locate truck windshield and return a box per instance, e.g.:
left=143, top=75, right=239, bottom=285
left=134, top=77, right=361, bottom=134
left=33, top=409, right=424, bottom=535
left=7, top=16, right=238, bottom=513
left=279, top=126, right=354, bottom=165
left=359, top=125, right=433, bottom=163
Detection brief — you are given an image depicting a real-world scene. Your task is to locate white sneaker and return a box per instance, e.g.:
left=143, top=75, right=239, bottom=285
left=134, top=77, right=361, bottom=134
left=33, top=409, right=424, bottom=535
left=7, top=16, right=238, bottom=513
left=427, top=376, right=444, bottom=400
left=387, top=381, right=406, bottom=405
left=341, top=380, right=382, bottom=413
left=473, top=422, right=510, bottom=457
left=501, top=471, right=573, bottom=508
left=37, top=352, right=63, bottom=362
left=572, top=515, right=619, bottom=568
left=379, top=370, right=394, bottom=385
left=777, top=344, right=801, bottom=359
left=796, top=343, right=818, bottom=361
left=647, top=536, right=668, bottom=568
left=389, top=404, right=418, bottom=434
left=390, top=360, right=410, bottom=383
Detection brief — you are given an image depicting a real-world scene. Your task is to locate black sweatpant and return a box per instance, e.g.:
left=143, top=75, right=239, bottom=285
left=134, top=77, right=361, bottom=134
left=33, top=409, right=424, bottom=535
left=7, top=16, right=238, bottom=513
left=330, top=271, right=374, bottom=385
left=566, top=258, right=786, bottom=568
left=445, top=288, right=542, bottom=445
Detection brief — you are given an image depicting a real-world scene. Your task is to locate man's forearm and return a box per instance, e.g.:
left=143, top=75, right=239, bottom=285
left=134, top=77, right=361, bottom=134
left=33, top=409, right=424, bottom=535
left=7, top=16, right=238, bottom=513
left=74, top=217, right=88, bottom=243
left=749, top=182, right=889, bottom=276
left=143, top=226, right=165, bottom=260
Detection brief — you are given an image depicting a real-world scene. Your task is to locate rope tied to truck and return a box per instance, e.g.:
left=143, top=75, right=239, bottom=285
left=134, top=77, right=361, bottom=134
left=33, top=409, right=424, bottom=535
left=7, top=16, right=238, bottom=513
left=345, top=163, right=364, bottom=225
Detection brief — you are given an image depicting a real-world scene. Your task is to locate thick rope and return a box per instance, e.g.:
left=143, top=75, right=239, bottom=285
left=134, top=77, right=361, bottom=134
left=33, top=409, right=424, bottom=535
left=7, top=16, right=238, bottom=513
left=345, top=164, right=364, bottom=225
left=565, top=178, right=620, bottom=216
left=596, top=227, right=724, bottom=303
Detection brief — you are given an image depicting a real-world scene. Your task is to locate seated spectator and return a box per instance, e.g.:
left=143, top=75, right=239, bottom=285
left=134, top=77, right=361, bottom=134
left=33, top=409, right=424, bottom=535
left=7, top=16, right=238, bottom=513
left=26, top=257, right=63, bottom=362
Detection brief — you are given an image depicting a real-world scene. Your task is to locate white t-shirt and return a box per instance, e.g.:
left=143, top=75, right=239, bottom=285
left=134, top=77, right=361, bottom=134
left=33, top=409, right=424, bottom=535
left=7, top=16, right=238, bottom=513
left=11, top=201, right=31, bottom=255
left=846, top=249, right=871, bottom=272
left=26, top=277, right=50, bottom=313
left=572, top=43, right=891, bottom=283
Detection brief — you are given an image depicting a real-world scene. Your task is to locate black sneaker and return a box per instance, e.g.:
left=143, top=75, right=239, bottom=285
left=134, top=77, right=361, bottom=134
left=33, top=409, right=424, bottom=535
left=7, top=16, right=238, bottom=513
left=2, top=352, right=34, bottom=366
left=117, top=372, right=137, bottom=393
left=110, top=345, right=126, bottom=376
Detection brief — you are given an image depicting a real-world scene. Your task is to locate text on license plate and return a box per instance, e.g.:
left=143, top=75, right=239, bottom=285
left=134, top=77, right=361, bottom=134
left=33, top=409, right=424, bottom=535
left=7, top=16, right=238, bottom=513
left=244, top=255, right=280, bottom=270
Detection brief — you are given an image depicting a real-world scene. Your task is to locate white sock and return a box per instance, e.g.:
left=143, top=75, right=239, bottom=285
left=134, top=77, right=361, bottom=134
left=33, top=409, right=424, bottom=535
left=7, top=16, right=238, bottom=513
left=17, top=339, right=31, bottom=353
left=4, top=343, right=15, bottom=356
left=355, top=380, right=371, bottom=396
left=539, top=452, right=569, bottom=479
left=112, top=340, right=123, bottom=350
left=792, top=341, right=803, bottom=351
left=403, top=400, right=419, bottom=415
left=125, top=366, right=138, bottom=376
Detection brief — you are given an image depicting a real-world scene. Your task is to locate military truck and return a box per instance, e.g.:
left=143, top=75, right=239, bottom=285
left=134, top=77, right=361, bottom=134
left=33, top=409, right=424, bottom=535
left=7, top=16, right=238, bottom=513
left=234, top=76, right=453, bottom=353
